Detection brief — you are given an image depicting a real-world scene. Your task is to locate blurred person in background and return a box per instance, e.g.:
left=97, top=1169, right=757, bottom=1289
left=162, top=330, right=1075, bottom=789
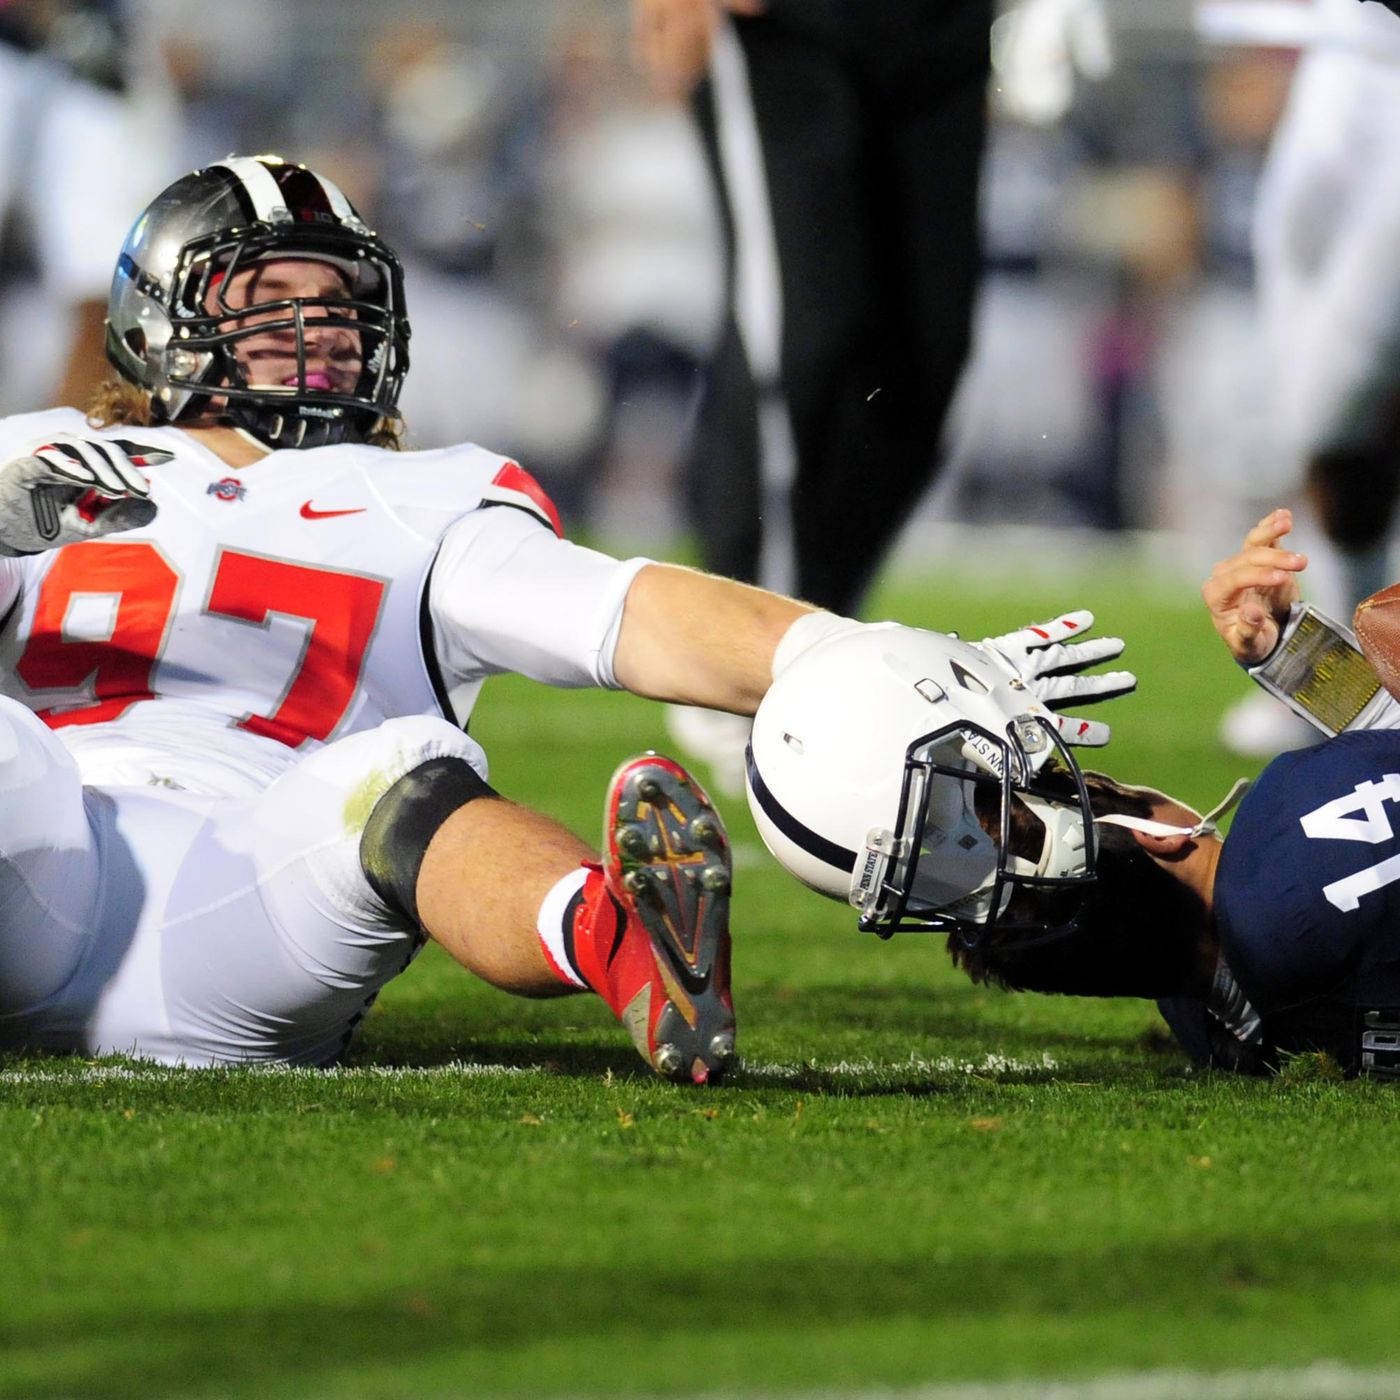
left=359, top=18, right=609, bottom=481
left=1217, top=0, right=1400, bottom=756
left=0, top=0, right=163, bottom=411
left=119, top=0, right=288, bottom=167
left=632, top=0, right=992, bottom=793
left=542, top=3, right=722, bottom=547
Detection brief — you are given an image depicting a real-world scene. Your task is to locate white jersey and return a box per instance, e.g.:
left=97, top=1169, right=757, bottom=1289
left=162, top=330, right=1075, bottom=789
left=0, top=409, right=647, bottom=796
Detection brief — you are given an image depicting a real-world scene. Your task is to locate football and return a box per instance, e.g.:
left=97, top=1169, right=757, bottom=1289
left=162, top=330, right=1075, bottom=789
left=1353, top=582, right=1400, bottom=700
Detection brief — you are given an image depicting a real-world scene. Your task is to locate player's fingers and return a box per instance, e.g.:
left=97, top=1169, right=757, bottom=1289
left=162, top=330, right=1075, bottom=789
left=110, top=438, right=175, bottom=470
left=1220, top=609, right=1278, bottom=664
left=1035, top=669, right=1137, bottom=705
left=1054, top=713, right=1112, bottom=747
left=71, top=441, right=135, bottom=497
left=1203, top=559, right=1300, bottom=610
left=46, top=437, right=150, bottom=498
left=1028, top=635, right=1126, bottom=674
left=1241, top=507, right=1292, bottom=550
left=1236, top=599, right=1269, bottom=631
left=31, top=443, right=99, bottom=488
left=39, top=438, right=129, bottom=495
left=1207, top=545, right=1306, bottom=590
left=1016, top=609, right=1097, bottom=649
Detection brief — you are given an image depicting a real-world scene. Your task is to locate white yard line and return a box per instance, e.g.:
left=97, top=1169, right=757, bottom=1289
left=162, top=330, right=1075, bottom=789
left=0, top=1051, right=1059, bottom=1085
left=654, top=1365, right=1400, bottom=1400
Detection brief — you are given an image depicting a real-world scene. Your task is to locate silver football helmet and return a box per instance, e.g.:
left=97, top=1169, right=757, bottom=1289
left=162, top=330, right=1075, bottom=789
left=745, top=624, right=1097, bottom=947
left=105, top=155, right=410, bottom=449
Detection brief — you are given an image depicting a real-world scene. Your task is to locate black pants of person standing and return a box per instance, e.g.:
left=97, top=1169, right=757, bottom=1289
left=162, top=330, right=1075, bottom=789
left=685, top=0, right=991, bottom=614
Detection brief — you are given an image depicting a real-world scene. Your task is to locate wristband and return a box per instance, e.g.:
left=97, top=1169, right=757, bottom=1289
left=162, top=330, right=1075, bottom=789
left=1247, top=603, right=1393, bottom=735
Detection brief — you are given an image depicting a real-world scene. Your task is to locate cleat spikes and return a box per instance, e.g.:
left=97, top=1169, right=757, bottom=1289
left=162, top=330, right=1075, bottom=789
left=599, top=754, right=736, bottom=1085
left=616, top=826, right=648, bottom=860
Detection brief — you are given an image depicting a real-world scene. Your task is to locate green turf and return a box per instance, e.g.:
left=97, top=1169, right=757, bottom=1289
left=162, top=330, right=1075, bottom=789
left=4, top=549, right=1394, bottom=1399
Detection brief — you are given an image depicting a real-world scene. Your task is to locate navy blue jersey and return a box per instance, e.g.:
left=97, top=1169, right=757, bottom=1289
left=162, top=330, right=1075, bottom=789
left=1215, top=729, right=1400, bottom=1071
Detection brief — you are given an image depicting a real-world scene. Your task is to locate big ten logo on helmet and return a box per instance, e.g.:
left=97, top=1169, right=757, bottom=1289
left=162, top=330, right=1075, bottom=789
left=207, top=477, right=247, bottom=503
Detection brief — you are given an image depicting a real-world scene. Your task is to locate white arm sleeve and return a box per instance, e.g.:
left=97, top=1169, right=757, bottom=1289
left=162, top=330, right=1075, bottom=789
left=428, top=507, right=649, bottom=689
left=771, top=610, right=867, bottom=679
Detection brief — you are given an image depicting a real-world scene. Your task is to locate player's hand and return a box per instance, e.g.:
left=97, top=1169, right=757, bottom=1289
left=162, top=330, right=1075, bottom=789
left=977, top=609, right=1136, bottom=747
left=1201, top=508, right=1306, bottom=666
left=0, top=435, right=170, bottom=556
left=631, top=0, right=764, bottom=100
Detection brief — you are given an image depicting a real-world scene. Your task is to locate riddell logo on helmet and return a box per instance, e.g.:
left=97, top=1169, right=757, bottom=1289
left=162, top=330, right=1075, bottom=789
left=206, top=477, right=246, bottom=503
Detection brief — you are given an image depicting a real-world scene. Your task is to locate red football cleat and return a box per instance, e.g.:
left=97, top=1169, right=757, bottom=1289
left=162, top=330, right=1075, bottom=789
left=573, top=753, right=736, bottom=1083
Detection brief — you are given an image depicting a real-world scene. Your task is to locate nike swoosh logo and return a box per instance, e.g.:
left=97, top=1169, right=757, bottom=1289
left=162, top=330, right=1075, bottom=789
left=300, top=501, right=367, bottom=520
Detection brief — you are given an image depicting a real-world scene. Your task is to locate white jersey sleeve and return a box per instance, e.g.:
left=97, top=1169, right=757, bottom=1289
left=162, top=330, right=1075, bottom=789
left=427, top=507, right=649, bottom=689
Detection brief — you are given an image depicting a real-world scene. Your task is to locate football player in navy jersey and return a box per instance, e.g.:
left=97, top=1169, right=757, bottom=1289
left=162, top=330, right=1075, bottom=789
left=967, top=507, right=1400, bottom=1077
left=746, top=504, right=1400, bottom=1079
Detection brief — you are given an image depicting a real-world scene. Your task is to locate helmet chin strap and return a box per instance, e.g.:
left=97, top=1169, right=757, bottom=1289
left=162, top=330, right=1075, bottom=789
left=1095, top=777, right=1252, bottom=841
left=224, top=400, right=365, bottom=451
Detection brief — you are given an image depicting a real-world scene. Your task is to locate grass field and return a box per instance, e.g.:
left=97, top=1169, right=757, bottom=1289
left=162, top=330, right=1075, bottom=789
left=5, top=542, right=1400, bottom=1399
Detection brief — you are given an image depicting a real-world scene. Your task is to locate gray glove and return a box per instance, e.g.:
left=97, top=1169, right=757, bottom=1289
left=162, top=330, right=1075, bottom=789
left=0, top=435, right=171, bottom=555
left=976, top=609, right=1136, bottom=746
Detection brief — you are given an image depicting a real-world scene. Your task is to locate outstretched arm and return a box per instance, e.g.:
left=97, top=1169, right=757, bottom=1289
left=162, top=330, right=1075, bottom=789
left=612, top=563, right=814, bottom=713
left=611, top=563, right=1136, bottom=743
left=1201, top=508, right=1308, bottom=665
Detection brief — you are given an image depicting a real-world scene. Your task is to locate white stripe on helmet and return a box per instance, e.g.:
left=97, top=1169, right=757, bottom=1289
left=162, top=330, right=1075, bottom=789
left=212, top=156, right=291, bottom=222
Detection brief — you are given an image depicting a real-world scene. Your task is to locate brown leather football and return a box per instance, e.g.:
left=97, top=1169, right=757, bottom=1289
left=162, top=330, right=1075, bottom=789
left=1354, top=583, right=1400, bottom=700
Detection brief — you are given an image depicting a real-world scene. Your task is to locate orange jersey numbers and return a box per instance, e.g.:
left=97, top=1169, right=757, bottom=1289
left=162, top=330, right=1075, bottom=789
left=19, top=542, right=178, bottom=727
left=205, top=549, right=386, bottom=747
left=18, top=542, right=387, bottom=747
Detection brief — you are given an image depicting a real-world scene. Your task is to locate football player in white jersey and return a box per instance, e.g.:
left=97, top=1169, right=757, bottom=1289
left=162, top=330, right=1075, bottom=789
left=0, top=155, right=1134, bottom=1082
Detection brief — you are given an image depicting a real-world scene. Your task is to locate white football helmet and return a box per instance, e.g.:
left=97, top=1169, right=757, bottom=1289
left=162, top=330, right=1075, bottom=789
left=745, top=624, right=1097, bottom=946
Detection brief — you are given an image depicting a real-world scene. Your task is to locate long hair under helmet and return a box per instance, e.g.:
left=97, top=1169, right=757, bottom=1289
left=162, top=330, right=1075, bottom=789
left=105, top=154, right=410, bottom=450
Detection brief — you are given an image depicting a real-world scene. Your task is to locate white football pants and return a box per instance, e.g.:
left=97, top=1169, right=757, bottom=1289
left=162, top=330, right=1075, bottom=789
left=0, top=698, right=487, bottom=1065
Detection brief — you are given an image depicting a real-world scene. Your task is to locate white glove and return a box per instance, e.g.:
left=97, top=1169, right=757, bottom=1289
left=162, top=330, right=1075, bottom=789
left=0, top=435, right=170, bottom=556
left=976, top=609, right=1135, bottom=747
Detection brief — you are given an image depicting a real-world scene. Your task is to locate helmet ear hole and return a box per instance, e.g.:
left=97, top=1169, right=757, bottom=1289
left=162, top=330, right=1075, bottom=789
left=122, top=327, right=147, bottom=358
